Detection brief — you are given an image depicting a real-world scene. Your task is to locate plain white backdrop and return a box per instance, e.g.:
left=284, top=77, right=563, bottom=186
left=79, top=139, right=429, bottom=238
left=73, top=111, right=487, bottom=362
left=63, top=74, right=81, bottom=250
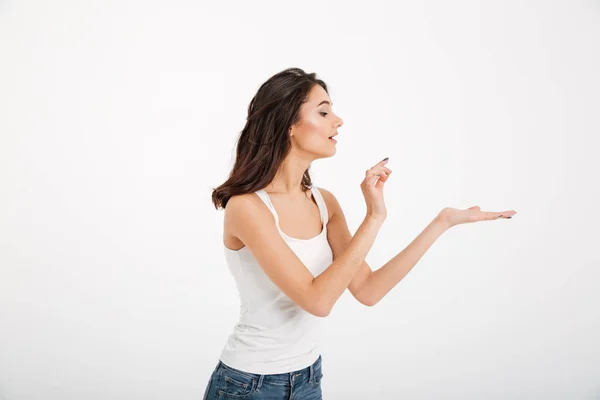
left=1, top=1, right=599, bottom=399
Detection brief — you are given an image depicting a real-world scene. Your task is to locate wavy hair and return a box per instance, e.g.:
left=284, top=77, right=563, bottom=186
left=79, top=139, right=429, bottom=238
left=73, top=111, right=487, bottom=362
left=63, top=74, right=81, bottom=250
left=211, top=67, right=329, bottom=210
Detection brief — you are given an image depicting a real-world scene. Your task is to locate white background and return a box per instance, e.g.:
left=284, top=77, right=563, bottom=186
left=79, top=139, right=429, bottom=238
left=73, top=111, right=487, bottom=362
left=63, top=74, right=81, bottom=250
left=1, top=1, right=599, bottom=399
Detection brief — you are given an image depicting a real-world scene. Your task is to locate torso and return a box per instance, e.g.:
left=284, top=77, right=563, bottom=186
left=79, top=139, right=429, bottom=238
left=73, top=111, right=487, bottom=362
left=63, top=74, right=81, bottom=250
left=224, top=188, right=329, bottom=251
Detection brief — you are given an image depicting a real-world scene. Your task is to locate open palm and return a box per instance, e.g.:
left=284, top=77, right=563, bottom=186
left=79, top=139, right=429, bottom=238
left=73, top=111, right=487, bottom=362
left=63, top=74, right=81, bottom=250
left=438, top=206, right=517, bottom=228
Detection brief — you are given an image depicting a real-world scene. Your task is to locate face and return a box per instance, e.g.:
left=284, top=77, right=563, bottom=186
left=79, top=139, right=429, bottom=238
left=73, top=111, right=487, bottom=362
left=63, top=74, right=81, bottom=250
left=289, top=84, right=344, bottom=158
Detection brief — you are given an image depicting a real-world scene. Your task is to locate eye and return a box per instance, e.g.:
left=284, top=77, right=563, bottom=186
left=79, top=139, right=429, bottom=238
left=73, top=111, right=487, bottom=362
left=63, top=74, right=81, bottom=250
left=320, top=112, right=329, bottom=117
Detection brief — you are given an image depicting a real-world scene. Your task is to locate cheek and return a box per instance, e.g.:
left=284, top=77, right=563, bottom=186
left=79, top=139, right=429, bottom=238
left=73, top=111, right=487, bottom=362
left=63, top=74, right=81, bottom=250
left=292, top=114, right=330, bottom=148
left=302, top=114, right=328, bottom=134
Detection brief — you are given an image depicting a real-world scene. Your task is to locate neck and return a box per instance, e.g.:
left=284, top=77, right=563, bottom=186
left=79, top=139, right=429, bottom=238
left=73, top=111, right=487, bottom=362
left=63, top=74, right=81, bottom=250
left=265, top=153, right=312, bottom=198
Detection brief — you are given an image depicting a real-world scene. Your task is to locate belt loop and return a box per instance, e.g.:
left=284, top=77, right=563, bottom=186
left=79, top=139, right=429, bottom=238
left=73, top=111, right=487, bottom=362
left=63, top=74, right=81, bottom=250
left=257, top=374, right=264, bottom=390
left=309, top=363, right=314, bottom=384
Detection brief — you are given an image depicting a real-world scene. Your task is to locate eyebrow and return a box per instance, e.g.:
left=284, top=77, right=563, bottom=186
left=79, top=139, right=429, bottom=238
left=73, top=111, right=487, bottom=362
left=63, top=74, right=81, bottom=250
left=317, top=100, right=333, bottom=107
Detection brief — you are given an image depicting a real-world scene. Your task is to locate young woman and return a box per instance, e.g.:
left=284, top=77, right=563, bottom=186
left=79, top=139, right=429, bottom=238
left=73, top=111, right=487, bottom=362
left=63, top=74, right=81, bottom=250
left=204, top=68, right=516, bottom=399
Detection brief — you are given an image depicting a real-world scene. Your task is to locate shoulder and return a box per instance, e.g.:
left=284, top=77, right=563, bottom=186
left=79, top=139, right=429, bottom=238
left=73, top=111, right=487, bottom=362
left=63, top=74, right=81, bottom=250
left=313, top=186, right=341, bottom=223
left=224, top=192, right=269, bottom=225
left=225, top=192, right=257, bottom=210
left=314, top=186, right=334, bottom=203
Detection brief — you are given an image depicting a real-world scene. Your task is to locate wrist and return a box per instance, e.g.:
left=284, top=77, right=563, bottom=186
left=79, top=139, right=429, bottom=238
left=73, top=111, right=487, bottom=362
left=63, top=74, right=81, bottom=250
left=366, top=212, right=386, bottom=224
left=433, top=213, right=452, bottom=231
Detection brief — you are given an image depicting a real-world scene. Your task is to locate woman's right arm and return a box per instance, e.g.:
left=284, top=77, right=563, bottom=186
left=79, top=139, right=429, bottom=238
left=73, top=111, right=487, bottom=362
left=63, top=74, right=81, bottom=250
left=310, top=213, right=385, bottom=316
left=227, top=195, right=385, bottom=318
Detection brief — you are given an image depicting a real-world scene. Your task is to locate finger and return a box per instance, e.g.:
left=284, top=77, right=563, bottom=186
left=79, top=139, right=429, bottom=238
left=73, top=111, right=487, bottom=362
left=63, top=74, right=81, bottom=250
left=376, top=171, right=390, bottom=188
left=365, top=166, right=386, bottom=180
left=367, top=165, right=392, bottom=176
left=489, top=212, right=503, bottom=220
left=370, top=170, right=389, bottom=185
left=378, top=157, right=390, bottom=166
left=376, top=170, right=392, bottom=185
left=490, top=212, right=511, bottom=220
left=370, top=173, right=381, bottom=185
left=495, top=210, right=517, bottom=219
left=365, top=166, right=392, bottom=189
left=372, top=158, right=390, bottom=169
left=476, top=212, right=499, bottom=221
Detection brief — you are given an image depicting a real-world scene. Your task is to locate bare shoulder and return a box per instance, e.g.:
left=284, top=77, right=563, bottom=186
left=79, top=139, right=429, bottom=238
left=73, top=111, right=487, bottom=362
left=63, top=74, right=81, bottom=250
left=224, top=192, right=258, bottom=212
left=314, top=187, right=342, bottom=223
left=224, top=192, right=269, bottom=230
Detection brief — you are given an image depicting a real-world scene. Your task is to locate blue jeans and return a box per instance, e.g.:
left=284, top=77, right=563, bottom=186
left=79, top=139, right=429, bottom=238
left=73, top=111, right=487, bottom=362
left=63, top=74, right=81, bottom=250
left=202, top=355, right=323, bottom=400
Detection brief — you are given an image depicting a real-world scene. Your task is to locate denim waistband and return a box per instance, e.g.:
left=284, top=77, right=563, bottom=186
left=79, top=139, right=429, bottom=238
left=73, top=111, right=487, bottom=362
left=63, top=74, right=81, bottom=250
left=217, top=354, right=322, bottom=386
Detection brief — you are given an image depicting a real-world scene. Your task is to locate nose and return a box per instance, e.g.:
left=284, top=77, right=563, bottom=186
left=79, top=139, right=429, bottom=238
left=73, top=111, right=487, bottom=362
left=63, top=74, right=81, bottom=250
left=336, top=116, right=343, bottom=128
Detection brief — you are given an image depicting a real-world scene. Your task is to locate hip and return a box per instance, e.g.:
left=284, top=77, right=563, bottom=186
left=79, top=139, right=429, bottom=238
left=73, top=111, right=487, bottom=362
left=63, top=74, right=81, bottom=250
left=202, top=354, right=323, bottom=400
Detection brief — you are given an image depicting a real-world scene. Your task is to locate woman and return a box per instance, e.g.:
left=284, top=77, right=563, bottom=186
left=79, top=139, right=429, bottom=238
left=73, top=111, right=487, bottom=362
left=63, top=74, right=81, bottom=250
left=204, top=67, right=516, bottom=399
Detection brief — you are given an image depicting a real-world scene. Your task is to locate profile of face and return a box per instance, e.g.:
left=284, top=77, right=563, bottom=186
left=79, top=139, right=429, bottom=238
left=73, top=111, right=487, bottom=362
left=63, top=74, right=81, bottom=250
left=289, top=84, right=344, bottom=159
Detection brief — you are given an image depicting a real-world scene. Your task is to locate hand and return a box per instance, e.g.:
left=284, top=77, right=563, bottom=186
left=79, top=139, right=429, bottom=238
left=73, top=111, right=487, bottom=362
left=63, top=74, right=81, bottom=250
left=361, top=158, right=392, bottom=220
left=437, top=206, right=517, bottom=229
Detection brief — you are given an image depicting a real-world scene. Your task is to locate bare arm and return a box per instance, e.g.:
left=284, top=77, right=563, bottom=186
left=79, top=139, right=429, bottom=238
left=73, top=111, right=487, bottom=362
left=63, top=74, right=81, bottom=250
left=353, top=216, right=448, bottom=306
left=227, top=193, right=385, bottom=318
left=311, top=212, right=384, bottom=315
left=322, top=187, right=514, bottom=306
left=320, top=187, right=445, bottom=307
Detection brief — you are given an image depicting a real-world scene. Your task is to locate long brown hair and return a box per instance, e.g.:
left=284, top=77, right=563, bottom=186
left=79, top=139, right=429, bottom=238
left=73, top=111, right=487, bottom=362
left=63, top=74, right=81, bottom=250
left=211, top=67, right=329, bottom=210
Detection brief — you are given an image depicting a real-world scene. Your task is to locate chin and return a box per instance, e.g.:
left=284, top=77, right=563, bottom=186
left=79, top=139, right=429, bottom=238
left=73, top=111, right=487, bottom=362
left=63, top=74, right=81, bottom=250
left=307, top=141, right=337, bottom=159
left=323, top=147, right=337, bottom=158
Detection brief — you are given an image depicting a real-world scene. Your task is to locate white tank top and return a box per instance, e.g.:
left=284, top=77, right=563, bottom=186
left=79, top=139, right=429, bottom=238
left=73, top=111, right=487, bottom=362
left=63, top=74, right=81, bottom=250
left=219, top=186, right=333, bottom=374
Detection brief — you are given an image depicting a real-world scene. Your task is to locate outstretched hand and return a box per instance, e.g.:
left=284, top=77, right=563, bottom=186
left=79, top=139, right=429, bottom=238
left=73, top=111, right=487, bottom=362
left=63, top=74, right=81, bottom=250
left=437, top=206, right=517, bottom=229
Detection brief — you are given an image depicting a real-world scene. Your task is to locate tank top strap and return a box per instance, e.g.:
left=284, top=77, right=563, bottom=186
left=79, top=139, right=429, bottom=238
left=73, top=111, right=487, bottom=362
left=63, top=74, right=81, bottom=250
left=309, top=186, right=328, bottom=225
left=254, top=189, right=281, bottom=226
left=255, top=187, right=328, bottom=232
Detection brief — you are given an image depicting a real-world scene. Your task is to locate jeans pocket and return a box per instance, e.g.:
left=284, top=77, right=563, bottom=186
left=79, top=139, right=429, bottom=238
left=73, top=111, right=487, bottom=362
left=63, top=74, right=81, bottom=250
left=217, top=368, right=257, bottom=398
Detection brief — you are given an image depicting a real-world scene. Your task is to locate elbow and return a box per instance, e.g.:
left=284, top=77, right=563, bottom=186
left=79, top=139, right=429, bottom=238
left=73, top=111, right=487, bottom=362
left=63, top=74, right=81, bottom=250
left=353, top=285, right=378, bottom=307
left=312, top=303, right=331, bottom=318
left=361, top=299, right=377, bottom=307
left=359, top=294, right=378, bottom=307
left=310, top=298, right=331, bottom=318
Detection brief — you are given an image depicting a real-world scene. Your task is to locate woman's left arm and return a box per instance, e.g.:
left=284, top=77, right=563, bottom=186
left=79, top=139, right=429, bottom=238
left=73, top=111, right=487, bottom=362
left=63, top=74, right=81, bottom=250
left=354, top=215, right=449, bottom=306
left=321, top=187, right=516, bottom=307
left=322, top=188, right=450, bottom=306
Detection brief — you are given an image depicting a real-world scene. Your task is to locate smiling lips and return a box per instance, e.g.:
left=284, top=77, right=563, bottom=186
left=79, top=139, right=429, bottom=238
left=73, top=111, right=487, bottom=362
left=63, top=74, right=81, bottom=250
left=329, top=133, right=338, bottom=143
